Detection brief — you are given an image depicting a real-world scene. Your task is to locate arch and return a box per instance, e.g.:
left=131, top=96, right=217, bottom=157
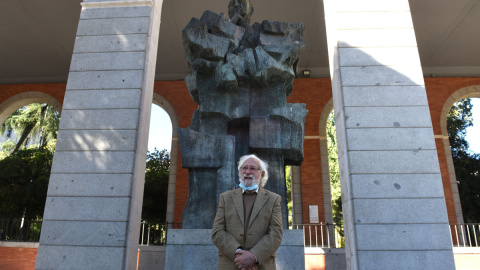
left=440, top=85, right=480, bottom=136
left=0, top=91, right=62, bottom=125
left=152, top=92, right=180, bottom=225
left=439, top=85, right=480, bottom=224
left=319, top=98, right=334, bottom=225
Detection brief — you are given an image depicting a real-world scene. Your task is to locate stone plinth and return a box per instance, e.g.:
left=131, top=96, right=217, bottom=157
left=165, top=229, right=305, bottom=270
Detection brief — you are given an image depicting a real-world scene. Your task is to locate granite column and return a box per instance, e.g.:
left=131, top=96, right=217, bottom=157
left=322, top=0, right=455, bottom=269
left=35, top=1, right=162, bottom=269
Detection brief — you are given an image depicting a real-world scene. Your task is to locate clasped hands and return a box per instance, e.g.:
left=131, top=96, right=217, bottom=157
left=234, top=250, right=258, bottom=270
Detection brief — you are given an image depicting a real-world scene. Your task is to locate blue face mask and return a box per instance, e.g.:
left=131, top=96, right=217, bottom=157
left=239, top=183, right=258, bottom=191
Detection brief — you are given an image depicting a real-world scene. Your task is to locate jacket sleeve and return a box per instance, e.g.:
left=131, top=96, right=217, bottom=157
left=249, top=193, right=283, bottom=265
left=211, top=193, right=242, bottom=261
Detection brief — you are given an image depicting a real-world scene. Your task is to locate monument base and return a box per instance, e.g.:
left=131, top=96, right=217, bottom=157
left=165, top=229, right=305, bottom=270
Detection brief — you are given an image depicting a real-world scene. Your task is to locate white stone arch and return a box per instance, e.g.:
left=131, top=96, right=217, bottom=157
left=319, top=98, right=334, bottom=225
left=0, top=91, right=62, bottom=125
left=438, top=85, right=480, bottom=224
left=152, top=92, right=179, bottom=225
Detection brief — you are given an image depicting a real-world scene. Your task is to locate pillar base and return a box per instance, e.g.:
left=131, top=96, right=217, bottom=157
left=165, top=229, right=305, bottom=270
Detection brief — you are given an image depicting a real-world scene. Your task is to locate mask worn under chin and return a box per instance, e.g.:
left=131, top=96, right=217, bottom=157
left=239, top=183, right=258, bottom=191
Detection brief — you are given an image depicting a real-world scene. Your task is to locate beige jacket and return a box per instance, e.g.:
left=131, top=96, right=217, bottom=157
left=212, top=187, right=283, bottom=270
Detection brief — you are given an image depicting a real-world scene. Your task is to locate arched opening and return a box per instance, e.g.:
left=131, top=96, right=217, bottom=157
left=138, top=93, right=180, bottom=245
left=1, top=103, right=59, bottom=157
left=152, top=93, right=180, bottom=227
left=0, top=92, right=62, bottom=125
left=0, top=98, right=60, bottom=242
left=440, top=86, right=480, bottom=246
left=319, top=99, right=334, bottom=226
left=446, top=97, right=480, bottom=224
left=285, top=165, right=293, bottom=227
left=326, top=110, right=343, bottom=246
left=317, top=99, right=344, bottom=248
left=139, top=103, right=173, bottom=245
left=0, top=92, right=62, bottom=158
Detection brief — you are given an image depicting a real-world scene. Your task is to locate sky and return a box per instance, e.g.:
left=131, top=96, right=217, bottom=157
left=148, top=98, right=480, bottom=154
left=147, top=105, right=172, bottom=153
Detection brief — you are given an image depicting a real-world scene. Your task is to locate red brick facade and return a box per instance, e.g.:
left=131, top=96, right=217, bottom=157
left=1, top=77, right=478, bottom=225
left=425, top=77, right=480, bottom=224
left=0, top=84, right=66, bottom=107
left=289, top=79, right=333, bottom=224
left=153, top=81, right=197, bottom=224
left=0, top=247, right=37, bottom=270
left=1, top=77, right=480, bottom=268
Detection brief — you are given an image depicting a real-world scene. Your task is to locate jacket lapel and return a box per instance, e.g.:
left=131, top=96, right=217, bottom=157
left=232, top=188, right=245, bottom=226
left=248, top=188, right=268, bottom=228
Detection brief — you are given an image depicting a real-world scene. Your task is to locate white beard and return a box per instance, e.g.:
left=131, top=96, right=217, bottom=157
left=240, top=173, right=259, bottom=187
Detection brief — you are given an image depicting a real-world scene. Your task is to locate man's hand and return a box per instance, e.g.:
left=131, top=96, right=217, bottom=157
left=234, top=250, right=256, bottom=269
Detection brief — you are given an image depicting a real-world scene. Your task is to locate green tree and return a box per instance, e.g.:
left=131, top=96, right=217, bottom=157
left=285, top=166, right=292, bottom=227
left=327, top=111, right=343, bottom=230
left=1, top=103, right=59, bottom=157
left=448, top=98, right=480, bottom=223
left=141, top=148, right=170, bottom=224
left=0, top=148, right=53, bottom=220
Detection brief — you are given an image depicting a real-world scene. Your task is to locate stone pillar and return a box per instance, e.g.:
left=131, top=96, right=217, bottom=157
left=166, top=137, right=179, bottom=226
left=35, top=1, right=162, bottom=269
left=322, top=0, right=455, bottom=269
left=440, top=135, right=464, bottom=224
left=291, top=165, right=303, bottom=225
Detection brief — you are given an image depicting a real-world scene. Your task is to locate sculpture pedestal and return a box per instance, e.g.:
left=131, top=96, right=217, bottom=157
left=276, top=230, right=306, bottom=270
left=164, top=229, right=217, bottom=270
left=164, top=229, right=305, bottom=270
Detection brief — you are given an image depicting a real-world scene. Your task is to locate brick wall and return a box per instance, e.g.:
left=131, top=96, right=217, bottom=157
left=1, top=78, right=480, bottom=268
left=0, top=247, right=37, bottom=270
left=425, top=77, right=480, bottom=224
left=424, top=77, right=480, bottom=135
left=1, top=77, right=477, bottom=225
left=153, top=81, right=196, bottom=224
left=0, top=83, right=66, bottom=107
left=155, top=78, right=334, bottom=224
left=289, top=79, right=333, bottom=223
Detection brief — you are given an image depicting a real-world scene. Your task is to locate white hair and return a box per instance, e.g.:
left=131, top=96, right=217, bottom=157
left=237, top=154, right=269, bottom=187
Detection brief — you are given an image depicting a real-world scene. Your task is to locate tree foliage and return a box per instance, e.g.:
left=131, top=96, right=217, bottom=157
left=448, top=98, right=480, bottom=223
left=448, top=99, right=474, bottom=155
left=1, top=103, right=59, bottom=157
left=0, top=146, right=172, bottom=223
left=0, top=104, right=171, bottom=226
left=142, top=148, right=170, bottom=223
left=327, top=111, right=343, bottom=230
left=0, top=148, right=53, bottom=219
left=285, top=166, right=292, bottom=226
left=0, top=103, right=59, bottom=219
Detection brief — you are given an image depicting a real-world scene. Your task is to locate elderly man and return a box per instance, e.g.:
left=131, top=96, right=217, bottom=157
left=212, top=154, right=283, bottom=270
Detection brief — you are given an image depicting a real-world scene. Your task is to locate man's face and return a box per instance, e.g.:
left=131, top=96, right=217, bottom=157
left=240, top=158, right=263, bottom=187
left=228, top=0, right=252, bottom=23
